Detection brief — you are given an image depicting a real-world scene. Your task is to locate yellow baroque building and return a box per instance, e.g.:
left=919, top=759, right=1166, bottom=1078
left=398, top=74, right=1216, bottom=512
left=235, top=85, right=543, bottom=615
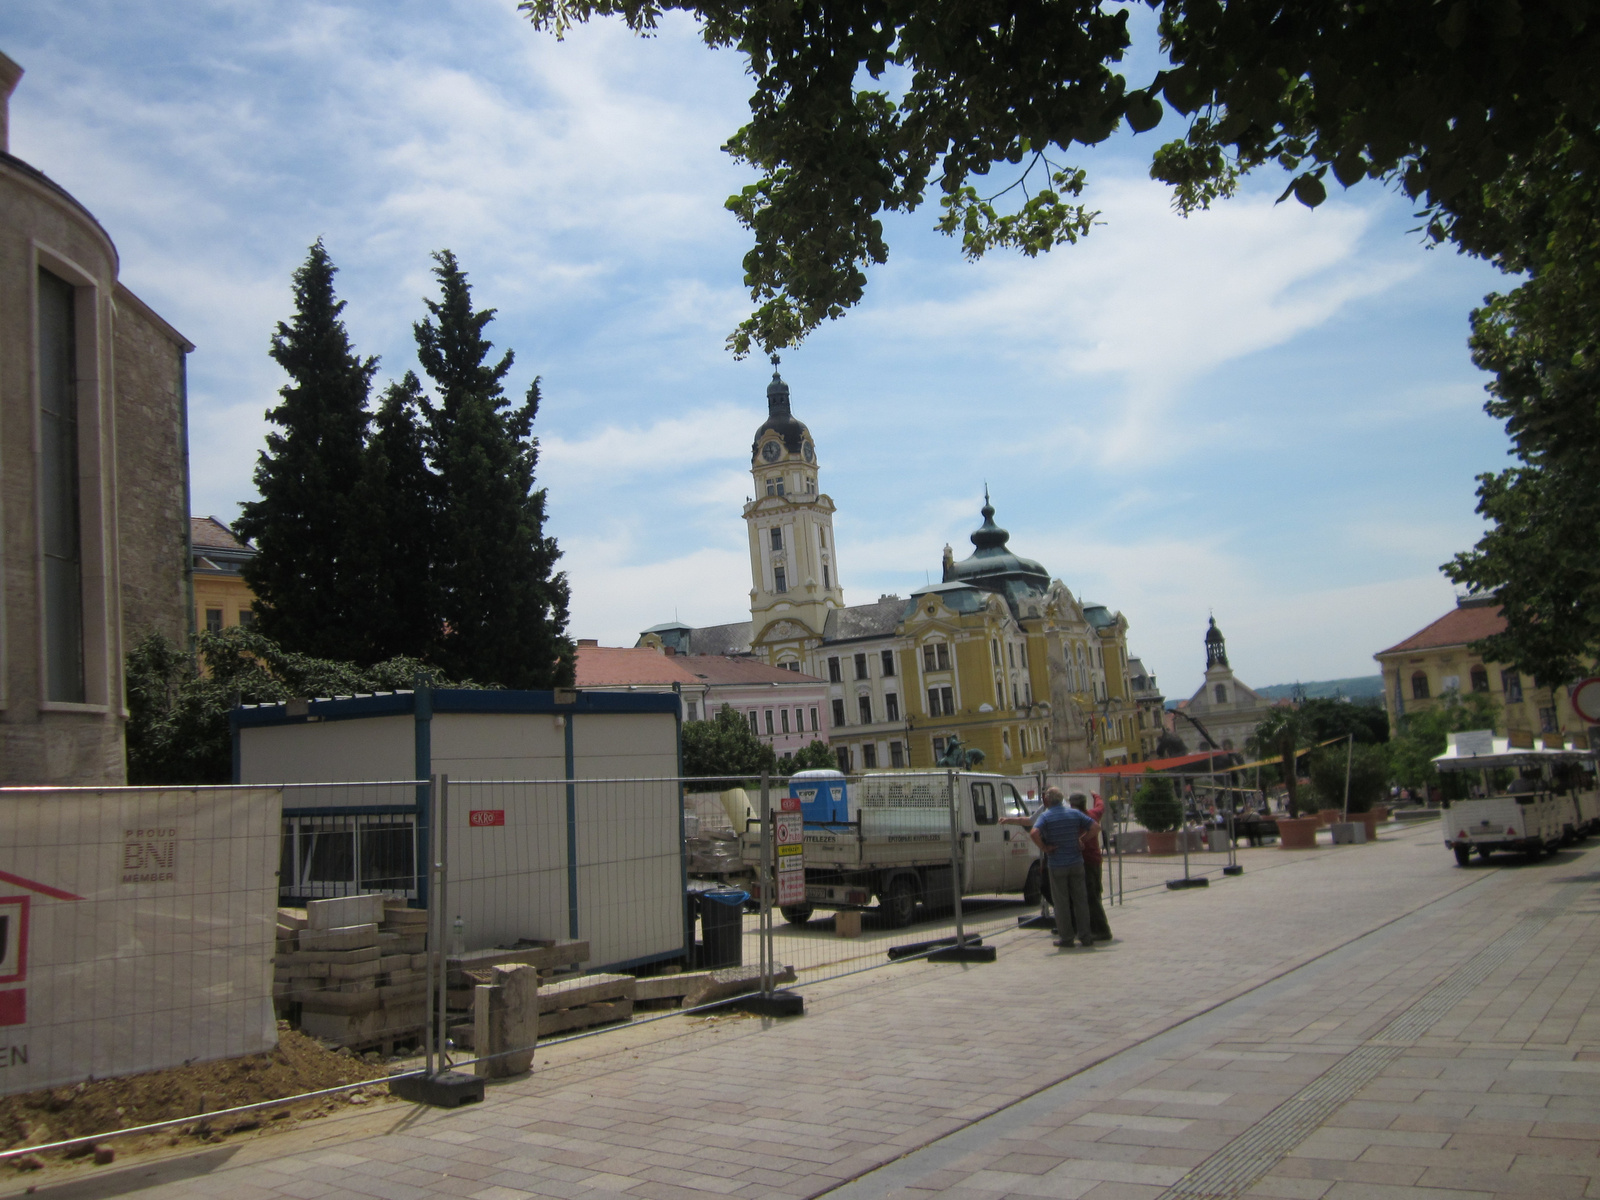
left=638, top=370, right=1153, bottom=772
left=191, top=516, right=257, bottom=634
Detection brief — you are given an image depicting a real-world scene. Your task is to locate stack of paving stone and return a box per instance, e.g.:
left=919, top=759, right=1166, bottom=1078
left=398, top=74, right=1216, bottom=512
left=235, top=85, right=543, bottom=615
left=275, top=895, right=431, bottom=1051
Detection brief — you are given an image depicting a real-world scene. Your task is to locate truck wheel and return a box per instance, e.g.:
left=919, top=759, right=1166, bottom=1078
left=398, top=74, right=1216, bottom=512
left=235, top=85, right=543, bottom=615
left=883, top=878, right=919, bottom=928
left=1453, top=845, right=1471, bottom=866
left=780, top=905, right=814, bottom=925
left=1022, top=862, right=1042, bottom=906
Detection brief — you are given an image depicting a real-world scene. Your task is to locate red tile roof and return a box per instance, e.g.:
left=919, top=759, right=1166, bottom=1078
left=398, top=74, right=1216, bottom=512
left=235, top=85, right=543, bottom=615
left=677, top=655, right=823, bottom=685
left=575, top=646, right=702, bottom=687
left=1376, top=603, right=1506, bottom=657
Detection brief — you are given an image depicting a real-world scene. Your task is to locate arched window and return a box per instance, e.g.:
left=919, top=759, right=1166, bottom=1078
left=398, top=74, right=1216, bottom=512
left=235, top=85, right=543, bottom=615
left=1214, top=684, right=1227, bottom=704
left=1470, top=665, right=1489, bottom=693
left=1411, top=672, right=1430, bottom=700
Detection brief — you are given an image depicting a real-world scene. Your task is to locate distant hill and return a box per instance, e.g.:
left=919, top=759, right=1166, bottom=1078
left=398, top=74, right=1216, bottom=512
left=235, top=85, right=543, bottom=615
left=1255, top=676, right=1385, bottom=702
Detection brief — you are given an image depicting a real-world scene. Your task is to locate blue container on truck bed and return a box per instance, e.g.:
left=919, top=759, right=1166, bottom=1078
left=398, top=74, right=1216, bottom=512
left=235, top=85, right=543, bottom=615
left=790, top=769, right=850, bottom=824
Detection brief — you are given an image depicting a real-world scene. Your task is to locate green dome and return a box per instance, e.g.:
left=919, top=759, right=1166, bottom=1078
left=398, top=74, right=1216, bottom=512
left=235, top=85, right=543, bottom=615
left=945, top=495, right=1050, bottom=595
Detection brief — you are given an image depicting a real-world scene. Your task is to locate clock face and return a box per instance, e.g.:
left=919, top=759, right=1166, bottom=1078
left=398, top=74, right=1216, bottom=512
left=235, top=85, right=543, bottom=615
left=802, top=441, right=814, bottom=462
left=761, top=440, right=782, bottom=462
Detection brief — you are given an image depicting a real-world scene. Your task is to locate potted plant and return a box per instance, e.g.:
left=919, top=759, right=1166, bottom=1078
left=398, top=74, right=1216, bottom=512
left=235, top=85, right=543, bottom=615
left=1249, top=709, right=1319, bottom=849
left=1133, top=775, right=1183, bottom=854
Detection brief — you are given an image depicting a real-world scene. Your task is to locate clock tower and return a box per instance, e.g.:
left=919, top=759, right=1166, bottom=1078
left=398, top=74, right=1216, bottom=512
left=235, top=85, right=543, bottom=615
left=744, top=365, right=842, bottom=666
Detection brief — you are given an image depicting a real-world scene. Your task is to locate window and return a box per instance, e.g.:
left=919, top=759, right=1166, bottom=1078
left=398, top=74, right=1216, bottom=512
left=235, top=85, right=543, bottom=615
left=932, top=736, right=946, bottom=760
left=941, top=686, right=954, bottom=714
left=938, top=643, right=950, bottom=670
left=1470, top=665, right=1489, bottom=693
left=823, top=565, right=831, bottom=589
left=828, top=657, right=842, bottom=682
left=238, top=609, right=256, bottom=629
left=836, top=746, right=851, bottom=773
left=858, top=695, right=873, bottom=724
left=1011, top=683, right=1019, bottom=708
left=832, top=698, right=846, bottom=726
left=809, top=706, right=819, bottom=731
left=1214, top=684, right=1227, bottom=703
left=781, top=709, right=790, bottom=733
left=39, top=268, right=85, bottom=703
left=1001, top=730, right=1011, bottom=757
left=884, top=693, right=899, bottom=721
left=774, top=566, right=787, bottom=593
left=890, top=741, right=904, bottom=768
left=881, top=650, right=895, bottom=676
left=1024, top=681, right=1031, bottom=705
left=1502, top=670, right=1523, bottom=702
left=748, top=711, right=758, bottom=732
left=1411, top=672, right=1430, bottom=700
left=784, top=661, right=799, bottom=671
left=923, top=644, right=936, bottom=671
left=774, top=479, right=785, bottom=496
left=927, top=687, right=941, bottom=716
left=820, top=528, right=827, bottom=549
left=991, top=639, right=1000, bottom=665
left=862, top=744, right=878, bottom=769
left=1007, top=643, right=1015, bottom=668
left=1019, top=643, right=1027, bottom=668
left=795, top=708, right=804, bottom=731
left=765, top=710, right=775, bottom=735
left=766, top=478, right=777, bottom=496
left=206, top=608, right=224, bottom=633
left=686, top=701, right=699, bottom=721
left=1540, top=707, right=1558, bottom=733
left=854, top=652, right=869, bottom=680
left=770, top=527, right=783, bottom=551
left=971, top=782, right=998, bottom=825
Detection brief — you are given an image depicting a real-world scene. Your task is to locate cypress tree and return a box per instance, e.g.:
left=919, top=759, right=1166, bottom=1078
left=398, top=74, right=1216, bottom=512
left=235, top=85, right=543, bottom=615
left=413, top=251, right=574, bottom=688
left=352, top=371, right=441, bottom=662
left=236, top=240, right=377, bottom=660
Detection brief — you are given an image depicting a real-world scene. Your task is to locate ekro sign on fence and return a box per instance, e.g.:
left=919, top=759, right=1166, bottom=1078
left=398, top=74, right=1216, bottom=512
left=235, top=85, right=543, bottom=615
left=0, top=787, right=281, bottom=1095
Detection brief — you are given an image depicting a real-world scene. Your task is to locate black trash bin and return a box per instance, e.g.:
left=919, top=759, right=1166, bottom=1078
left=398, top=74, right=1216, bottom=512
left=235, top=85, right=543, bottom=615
left=698, top=889, right=748, bottom=969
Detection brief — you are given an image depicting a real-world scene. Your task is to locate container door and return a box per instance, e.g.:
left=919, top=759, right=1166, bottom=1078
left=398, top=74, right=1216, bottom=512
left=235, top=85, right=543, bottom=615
left=999, top=782, right=1035, bottom=890
left=967, top=781, right=1007, bottom=892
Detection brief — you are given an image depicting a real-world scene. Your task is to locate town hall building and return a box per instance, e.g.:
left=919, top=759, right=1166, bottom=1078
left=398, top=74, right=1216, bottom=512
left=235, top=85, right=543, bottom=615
left=637, top=368, right=1161, bottom=773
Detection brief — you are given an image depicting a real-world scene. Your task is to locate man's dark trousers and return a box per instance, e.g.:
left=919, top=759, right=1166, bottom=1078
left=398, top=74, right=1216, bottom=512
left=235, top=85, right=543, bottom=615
left=1048, top=863, right=1091, bottom=945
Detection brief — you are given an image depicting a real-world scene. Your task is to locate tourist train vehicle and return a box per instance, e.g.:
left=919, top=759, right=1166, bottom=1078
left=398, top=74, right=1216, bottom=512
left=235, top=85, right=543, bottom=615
left=1432, top=730, right=1600, bottom=864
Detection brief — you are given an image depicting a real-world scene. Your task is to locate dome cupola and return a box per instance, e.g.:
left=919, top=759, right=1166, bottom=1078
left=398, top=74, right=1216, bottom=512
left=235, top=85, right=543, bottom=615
left=751, top=359, right=813, bottom=462
left=945, top=491, right=1050, bottom=597
left=1205, top=616, right=1229, bottom=669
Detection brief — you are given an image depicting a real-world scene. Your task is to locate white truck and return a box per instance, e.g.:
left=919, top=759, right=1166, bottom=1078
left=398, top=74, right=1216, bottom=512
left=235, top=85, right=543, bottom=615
left=1432, top=730, right=1600, bottom=865
left=744, top=771, right=1043, bottom=926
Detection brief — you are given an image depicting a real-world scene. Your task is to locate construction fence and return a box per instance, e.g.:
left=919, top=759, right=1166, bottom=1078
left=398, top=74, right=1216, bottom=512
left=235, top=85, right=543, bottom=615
left=0, top=765, right=1282, bottom=1155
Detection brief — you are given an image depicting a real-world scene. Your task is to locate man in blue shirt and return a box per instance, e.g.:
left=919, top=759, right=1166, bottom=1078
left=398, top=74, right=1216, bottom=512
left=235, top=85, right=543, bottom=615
left=1030, top=787, right=1099, bottom=949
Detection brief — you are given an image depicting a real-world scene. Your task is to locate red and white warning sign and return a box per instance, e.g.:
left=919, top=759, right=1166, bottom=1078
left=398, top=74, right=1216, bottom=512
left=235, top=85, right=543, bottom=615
left=1572, top=677, right=1600, bottom=724
left=774, top=815, right=803, bottom=846
left=776, top=869, right=806, bottom=906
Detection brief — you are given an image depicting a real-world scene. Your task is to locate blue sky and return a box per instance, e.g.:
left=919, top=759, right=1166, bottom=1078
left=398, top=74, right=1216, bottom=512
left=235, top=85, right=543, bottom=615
left=2, top=0, right=1514, bottom=699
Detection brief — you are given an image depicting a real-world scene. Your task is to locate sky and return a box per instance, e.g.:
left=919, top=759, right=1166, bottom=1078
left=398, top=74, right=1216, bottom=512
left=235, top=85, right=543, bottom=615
left=1, top=0, right=1516, bottom=700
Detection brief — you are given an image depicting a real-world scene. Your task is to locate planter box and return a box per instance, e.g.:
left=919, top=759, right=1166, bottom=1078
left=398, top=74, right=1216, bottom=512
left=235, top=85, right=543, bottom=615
left=1146, top=831, right=1178, bottom=855
left=1317, top=809, right=1343, bottom=827
left=1278, top=817, right=1320, bottom=850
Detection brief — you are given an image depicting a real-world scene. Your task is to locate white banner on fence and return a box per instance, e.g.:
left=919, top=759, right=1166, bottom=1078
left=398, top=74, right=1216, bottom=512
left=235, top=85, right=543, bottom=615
left=0, top=787, right=282, bottom=1095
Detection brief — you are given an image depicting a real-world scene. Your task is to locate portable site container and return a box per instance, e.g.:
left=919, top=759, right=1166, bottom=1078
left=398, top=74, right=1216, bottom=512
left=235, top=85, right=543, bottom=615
left=791, top=769, right=849, bottom=824
left=233, top=687, right=685, bottom=971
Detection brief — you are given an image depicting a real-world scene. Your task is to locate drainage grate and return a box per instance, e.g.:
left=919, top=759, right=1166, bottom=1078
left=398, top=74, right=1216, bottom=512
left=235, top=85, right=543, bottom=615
left=1155, top=911, right=1555, bottom=1199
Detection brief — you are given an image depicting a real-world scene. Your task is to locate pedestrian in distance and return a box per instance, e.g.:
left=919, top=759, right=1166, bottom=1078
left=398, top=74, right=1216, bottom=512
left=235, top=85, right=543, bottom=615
left=1069, top=793, right=1113, bottom=942
left=1029, top=786, right=1098, bottom=949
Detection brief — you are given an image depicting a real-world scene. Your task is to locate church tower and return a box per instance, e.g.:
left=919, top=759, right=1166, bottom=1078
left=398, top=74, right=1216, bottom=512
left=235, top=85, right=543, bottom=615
left=743, top=365, right=842, bottom=664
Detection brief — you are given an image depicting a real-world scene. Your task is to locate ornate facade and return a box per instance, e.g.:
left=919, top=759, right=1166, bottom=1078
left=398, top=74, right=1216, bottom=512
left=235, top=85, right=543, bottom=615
left=639, top=369, right=1156, bottom=772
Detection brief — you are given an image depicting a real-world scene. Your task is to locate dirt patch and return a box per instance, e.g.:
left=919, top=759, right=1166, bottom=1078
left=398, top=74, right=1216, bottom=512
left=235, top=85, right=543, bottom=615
left=0, top=1022, right=396, bottom=1173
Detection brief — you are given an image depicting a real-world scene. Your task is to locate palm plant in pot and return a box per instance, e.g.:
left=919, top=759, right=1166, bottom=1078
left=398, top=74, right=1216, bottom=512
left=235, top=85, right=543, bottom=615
left=1249, top=708, right=1318, bottom=848
left=1133, top=774, right=1184, bottom=854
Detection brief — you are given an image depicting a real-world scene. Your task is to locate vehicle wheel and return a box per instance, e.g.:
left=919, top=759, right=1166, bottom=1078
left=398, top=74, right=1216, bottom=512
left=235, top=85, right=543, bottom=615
left=780, top=905, right=813, bottom=925
left=1022, top=862, right=1042, bottom=906
left=1454, top=845, right=1472, bottom=866
left=1476, top=847, right=1492, bottom=861
left=882, top=877, right=919, bottom=928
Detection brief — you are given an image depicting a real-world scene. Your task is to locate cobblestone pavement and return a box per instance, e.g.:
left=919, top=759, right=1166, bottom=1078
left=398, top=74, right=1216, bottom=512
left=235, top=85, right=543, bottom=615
left=18, top=821, right=1600, bottom=1200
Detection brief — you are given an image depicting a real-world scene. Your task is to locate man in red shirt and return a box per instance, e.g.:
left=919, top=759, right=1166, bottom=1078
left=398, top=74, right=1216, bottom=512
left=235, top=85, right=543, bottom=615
left=1070, top=793, right=1113, bottom=942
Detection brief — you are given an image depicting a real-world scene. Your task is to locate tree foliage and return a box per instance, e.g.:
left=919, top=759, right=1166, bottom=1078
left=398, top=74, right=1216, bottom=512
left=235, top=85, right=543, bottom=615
left=125, top=628, right=483, bottom=786
left=1247, top=707, right=1313, bottom=819
left=780, top=740, right=838, bottom=772
left=1386, top=690, right=1501, bottom=794
left=413, top=252, right=574, bottom=689
left=1132, top=774, right=1182, bottom=834
left=520, top=0, right=1600, bottom=356
left=682, top=704, right=779, bottom=778
left=1307, top=742, right=1390, bottom=815
left=1445, top=150, right=1600, bottom=685
left=236, top=240, right=377, bottom=660
left=1296, top=697, right=1390, bottom=746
